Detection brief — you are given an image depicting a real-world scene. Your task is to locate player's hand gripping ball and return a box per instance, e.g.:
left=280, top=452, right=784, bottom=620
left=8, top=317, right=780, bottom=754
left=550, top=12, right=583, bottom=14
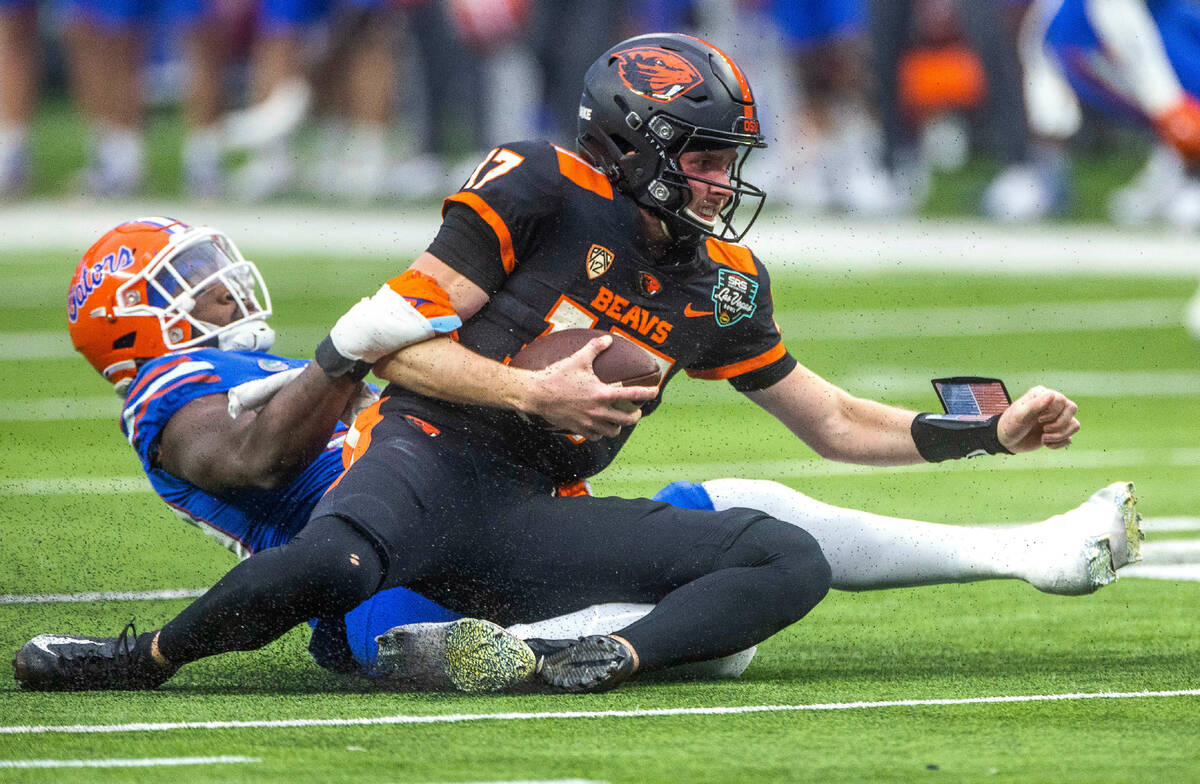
left=510, top=328, right=661, bottom=389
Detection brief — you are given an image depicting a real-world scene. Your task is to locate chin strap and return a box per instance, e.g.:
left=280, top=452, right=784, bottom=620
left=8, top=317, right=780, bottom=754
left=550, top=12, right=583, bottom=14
left=217, top=321, right=276, bottom=352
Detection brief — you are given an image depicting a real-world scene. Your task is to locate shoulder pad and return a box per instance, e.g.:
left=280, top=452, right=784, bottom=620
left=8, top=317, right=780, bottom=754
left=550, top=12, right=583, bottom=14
left=703, top=237, right=758, bottom=276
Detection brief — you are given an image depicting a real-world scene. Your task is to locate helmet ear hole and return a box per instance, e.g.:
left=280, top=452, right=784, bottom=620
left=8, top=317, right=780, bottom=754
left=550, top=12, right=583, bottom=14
left=112, top=331, right=137, bottom=350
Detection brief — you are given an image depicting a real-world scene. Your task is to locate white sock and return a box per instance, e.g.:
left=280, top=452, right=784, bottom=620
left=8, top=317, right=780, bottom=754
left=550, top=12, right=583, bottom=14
left=0, top=124, right=29, bottom=160
left=702, top=478, right=1033, bottom=590
left=0, top=124, right=29, bottom=189
left=506, top=603, right=755, bottom=679
left=340, top=124, right=389, bottom=200
left=183, top=125, right=222, bottom=195
left=94, top=125, right=145, bottom=190
left=701, top=478, right=1134, bottom=594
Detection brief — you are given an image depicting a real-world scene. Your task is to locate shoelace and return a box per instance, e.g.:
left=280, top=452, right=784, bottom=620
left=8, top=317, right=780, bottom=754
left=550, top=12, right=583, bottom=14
left=115, top=619, right=139, bottom=661
left=72, top=620, right=139, bottom=685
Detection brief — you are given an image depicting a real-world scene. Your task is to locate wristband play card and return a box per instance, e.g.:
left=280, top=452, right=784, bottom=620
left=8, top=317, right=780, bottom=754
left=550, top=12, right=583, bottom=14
left=932, top=377, right=1011, bottom=417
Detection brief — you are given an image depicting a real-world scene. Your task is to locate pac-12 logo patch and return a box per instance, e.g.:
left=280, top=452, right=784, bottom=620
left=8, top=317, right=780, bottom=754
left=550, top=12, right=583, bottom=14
left=613, top=46, right=704, bottom=103
left=586, top=244, right=615, bottom=279
left=711, top=269, right=759, bottom=327
left=638, top=270, right=662, bottom=297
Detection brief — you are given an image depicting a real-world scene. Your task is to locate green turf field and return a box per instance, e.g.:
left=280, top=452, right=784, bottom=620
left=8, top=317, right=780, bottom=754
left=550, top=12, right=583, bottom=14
left=2, top=239, right=1198, bottom=782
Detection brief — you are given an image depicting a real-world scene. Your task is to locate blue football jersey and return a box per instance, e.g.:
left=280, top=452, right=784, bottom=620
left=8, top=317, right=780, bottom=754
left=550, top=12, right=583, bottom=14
left=120, top=348, right=347, bottom=557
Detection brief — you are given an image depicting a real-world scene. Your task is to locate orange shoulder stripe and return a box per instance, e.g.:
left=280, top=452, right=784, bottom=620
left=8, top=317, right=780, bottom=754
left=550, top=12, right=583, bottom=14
left=443, top=192, right=517, bottom=275
left=705, top=237, right=757, bottom=275
left=553, top=146, right=613, bottom=200
left=686, top=341, right=786, bottom=381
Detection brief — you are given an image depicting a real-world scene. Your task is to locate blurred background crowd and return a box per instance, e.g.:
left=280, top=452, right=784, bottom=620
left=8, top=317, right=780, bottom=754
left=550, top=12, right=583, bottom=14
left=3, top=0, right=1200, bottom=229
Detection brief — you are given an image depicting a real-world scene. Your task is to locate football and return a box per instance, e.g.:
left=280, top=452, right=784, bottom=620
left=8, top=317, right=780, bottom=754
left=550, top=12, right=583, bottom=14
left=509, top=328, right=661, bottom=387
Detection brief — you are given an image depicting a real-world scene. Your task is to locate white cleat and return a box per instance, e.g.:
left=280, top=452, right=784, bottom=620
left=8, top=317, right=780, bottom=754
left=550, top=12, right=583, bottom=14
left=1019, top=482, right=1142, bottom=595
left=1084, top=481, right=1143, bottom=568
left=374, top=618, right=536, bottom=693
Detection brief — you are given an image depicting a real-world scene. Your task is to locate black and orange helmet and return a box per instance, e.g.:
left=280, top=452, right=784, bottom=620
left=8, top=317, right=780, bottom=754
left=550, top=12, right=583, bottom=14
left=577, top=33, right=767, bottom=245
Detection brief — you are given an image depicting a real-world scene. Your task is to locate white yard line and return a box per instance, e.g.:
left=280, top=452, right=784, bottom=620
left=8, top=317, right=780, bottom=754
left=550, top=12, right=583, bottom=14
left=2, top=690, right=1197, bottom=736
left=4, top=447, right=1200, bottom=494
left=601, top=446, right=1200, bottom=483
left=1121, top=564, right=1200, bottom=581
left=0, top=366, right=1193, bottom=425
left=2, top=298, right=1187, bottom=362
left=1144, top=517, right=1200, bottom=532
left=777, top=298, right=1184, bottom=339
left=0, top=477, right=150, bottom=495
left=1136, top=540, right=1200, bottom=564
left=839, top=368, right=1200, bottom=398
left=3, top=519, right=1197, bottom=606
left=0, top=331, right=76, bottom=360
left=0, top=756, right=259, bottom=768
left=0, top=588, right=206, bottom=605
left=0, top=396, right=120, bottom=421
left=4, top=201, right=1200, bottom=275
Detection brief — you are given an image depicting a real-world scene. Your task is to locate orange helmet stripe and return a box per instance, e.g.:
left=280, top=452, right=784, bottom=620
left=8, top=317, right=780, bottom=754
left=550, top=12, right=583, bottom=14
left=680, top=34, right=754, bottom=118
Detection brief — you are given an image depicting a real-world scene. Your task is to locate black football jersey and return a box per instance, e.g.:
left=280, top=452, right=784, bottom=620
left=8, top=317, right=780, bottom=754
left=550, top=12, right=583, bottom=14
left=383, top=140, right=797, bottom=483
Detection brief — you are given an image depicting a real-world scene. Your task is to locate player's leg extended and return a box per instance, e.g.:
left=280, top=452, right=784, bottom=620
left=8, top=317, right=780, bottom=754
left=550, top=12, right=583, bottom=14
left=471, top=493, right=830, bottom=690
left=658, top=478, right=1140, bottom=595
left=13, top=515, right=383, bottom=690
left=506, top=602, right=757, bottom=680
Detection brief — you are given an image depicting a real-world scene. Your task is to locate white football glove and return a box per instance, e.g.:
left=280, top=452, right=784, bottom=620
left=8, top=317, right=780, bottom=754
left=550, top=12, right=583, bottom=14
left=227, top=366, right=380, bottom=426
left=227, top=368, right=303, bottom=418
left=329, top=283, right=461, bottom=364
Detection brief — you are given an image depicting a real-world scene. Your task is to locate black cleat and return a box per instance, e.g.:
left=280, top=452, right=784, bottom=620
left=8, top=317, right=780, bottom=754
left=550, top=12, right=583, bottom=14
left=12, top=621, right=176, bottom=691
left=532, top=634, right=637, bottom=693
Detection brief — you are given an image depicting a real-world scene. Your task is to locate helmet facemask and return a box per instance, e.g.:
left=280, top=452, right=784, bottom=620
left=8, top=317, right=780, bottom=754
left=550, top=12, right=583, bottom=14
left=641, top=116, right=766, bottom=245
left=116, top=229, right=275, bottom=354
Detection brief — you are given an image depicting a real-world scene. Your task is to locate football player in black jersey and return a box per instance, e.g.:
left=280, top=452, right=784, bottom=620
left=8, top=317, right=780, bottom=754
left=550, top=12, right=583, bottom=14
left=18, top=34, right=1084, bottom=694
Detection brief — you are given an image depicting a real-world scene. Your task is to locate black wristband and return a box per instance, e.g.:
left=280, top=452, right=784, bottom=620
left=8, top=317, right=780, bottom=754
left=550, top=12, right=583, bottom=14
left=315, top=334, right=371, bottom=382
left=911, top=413, right=1012, bottom=463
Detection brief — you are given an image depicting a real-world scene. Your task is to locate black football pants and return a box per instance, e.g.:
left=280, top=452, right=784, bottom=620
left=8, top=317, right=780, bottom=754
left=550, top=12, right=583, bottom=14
left=159, top=415, right=832, bottom=671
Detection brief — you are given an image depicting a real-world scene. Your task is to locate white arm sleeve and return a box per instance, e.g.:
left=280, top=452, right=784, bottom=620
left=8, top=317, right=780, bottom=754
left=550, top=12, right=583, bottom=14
left=1085, top=0, right=1184, bottom=116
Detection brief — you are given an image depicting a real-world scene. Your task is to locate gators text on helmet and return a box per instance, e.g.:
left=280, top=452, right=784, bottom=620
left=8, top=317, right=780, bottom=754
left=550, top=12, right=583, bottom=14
left=67, top=217, right=275, bottom=395
left=577, top=33, right=767, bottom=245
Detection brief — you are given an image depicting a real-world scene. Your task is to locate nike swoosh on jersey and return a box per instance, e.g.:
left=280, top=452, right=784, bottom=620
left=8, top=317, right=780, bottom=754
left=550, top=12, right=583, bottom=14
left=32, top=635, right=106, bottom=655
left=683, top=303, right=714, bottom=317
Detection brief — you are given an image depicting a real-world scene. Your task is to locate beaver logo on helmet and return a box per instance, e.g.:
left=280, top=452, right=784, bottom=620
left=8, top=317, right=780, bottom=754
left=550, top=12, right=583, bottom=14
left=614, top=46, right=703, bottom=103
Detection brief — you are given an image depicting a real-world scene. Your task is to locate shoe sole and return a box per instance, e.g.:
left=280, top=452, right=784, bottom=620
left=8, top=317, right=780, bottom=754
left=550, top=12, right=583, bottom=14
left=376, top=619, right=535, bottom=694
left=444, top=619, right=536, bottom=694
left=1084, top=535, right=1118, bottom=592
left=1114, top=482, right=1144, bottom=568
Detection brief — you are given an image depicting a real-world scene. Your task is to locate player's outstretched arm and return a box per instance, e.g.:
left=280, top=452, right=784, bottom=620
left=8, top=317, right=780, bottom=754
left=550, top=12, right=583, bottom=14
left=157, top=363, right=362, bottom=494
left=746, top=366, right=1080, bottom=464
left=744, top=365, right=925, bottom=465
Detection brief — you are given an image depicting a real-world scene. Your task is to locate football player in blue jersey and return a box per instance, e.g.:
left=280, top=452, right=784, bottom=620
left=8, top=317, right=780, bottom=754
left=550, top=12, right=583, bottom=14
left=1022, top=0, right=1200, bottom=333
left=16, top=34, right=1132, bottom=695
